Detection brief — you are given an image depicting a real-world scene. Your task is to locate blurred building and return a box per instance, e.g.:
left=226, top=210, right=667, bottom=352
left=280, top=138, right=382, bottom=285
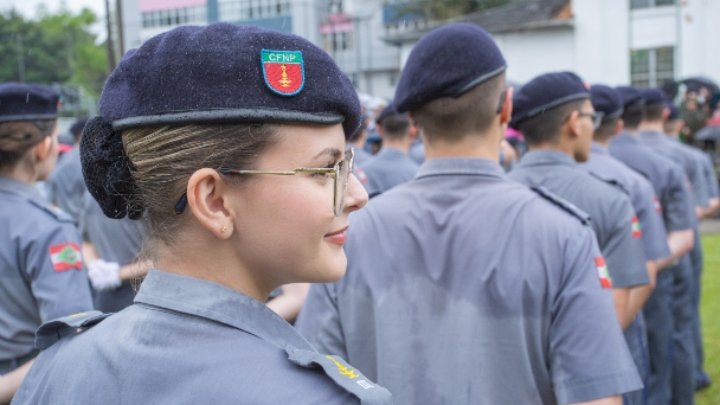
left=108, top=0, right=719, bottom=97
left=383, top=0, right=720, bottom=89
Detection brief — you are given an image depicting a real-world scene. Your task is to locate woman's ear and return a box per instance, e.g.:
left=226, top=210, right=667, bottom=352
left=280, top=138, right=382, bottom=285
left=186, top=168, right=236, bottom=239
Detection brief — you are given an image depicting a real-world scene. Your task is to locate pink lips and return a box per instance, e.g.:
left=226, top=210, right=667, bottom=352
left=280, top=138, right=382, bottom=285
left=324, top=226, right=348, bottom=245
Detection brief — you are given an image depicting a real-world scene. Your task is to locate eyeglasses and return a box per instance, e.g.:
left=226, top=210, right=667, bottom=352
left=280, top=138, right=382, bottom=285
left=577, top=110, right=604, bottom=130
left=173, top=148, right=354, bottom=217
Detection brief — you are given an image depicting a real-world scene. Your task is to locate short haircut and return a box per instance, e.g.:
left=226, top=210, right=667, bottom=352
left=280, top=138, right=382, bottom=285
left=379, top=114, right=410, bottom=140
left=594, top=117, right=620, bottom=142
left=644, top=104, right=665, bottom=122
left=516, top=100, right=585, bottom=146
left=412, top=73, right=505, bottom=143
left=621, top=102, right=645, bottom=130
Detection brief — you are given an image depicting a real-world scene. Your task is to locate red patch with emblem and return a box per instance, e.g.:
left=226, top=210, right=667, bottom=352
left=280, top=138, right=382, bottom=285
left=49, top=243, right=82, bottom=272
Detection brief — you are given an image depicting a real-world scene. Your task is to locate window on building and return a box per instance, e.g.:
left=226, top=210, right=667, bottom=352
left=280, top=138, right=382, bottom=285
left=218, top=0, right=290, bottom=21
left=630, top=46, right=674, bottom=87
left=631, top=0, right=675, bottom=10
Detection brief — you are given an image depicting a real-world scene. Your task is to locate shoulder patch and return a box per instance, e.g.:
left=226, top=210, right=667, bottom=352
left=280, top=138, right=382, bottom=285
left=35, top=311, right=111, bottom=350
left=285, top=347, right=393, bottom=404
left=588, top=171, right=630, bottom=196
left=530, top=185, right=592, bottom=226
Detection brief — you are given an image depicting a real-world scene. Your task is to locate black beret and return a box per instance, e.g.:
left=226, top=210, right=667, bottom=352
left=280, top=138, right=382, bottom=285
left=640, top=88, right=667, bottom=107
left=590, top=84, right=623, bottom=120
left=375, top=102, right=402, bottom=125
left=394, top=23, right=506, bottom=113
left=99, top=23, right=360, bottom=138
left=0, top=82, right=59, bottom=123
left=667, top=103, right=680, bottom=120
left=511, top=71, right=589, bottom=128
left=615, top=86, right=645, bottom=108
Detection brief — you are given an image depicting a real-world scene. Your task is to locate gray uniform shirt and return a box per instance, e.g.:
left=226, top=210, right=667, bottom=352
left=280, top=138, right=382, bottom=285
left=0, top=176, right=93, bottom=362
left=79, top=191, right=145, bottom=312
left=357, top=147, right=419, bottom=197
left=668, top=137, right=720, bottom=199
left=609, top=133, right=695, bottom=232
left=297, top=158, right=641, bottom=405
left=509, top=150, right=648, bottom=288
left=12, top=270, right=392, bottom=405
left=638, top=130, right=709, bottom=209
left=582, top=143, right=670, bottom=261
left=46, top=147, right=86, bottom=223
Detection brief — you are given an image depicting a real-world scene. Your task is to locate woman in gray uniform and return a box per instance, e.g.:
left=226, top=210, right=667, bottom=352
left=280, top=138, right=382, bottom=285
left=11, top=23, right=391, bottom=405
left=0, top=83, right=94, bottom=402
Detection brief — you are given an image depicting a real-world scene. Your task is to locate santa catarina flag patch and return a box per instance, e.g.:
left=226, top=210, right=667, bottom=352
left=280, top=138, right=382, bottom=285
left=261, top=50, right=305, bottom=96
left=49, top=243, right=82, bottom=272
left=631, top=216, right=642, bottom=238
left=595, top=256, right=612, bottom=289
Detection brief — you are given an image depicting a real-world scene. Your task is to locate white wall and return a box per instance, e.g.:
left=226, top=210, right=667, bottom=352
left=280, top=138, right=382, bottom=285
left=573, top=0, right=629, bottom=85
left=676, top=0, right=720, bottom=83
left=496, top=27, right=576, bottom=84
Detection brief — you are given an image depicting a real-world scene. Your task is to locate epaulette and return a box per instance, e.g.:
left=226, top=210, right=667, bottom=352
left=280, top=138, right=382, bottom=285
left=35, top=311, right=111, bottom=350
left=27, top=198, right=76, bottom=224
left=530, top=186, right=592, bottom=226
left=588, top=171, right=630, bottom=196
left=285, top=347, right=393, bottom=404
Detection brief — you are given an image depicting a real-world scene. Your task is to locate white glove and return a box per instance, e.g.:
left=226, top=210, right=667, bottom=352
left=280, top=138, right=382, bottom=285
left=87, top=260, right=122, bottom=291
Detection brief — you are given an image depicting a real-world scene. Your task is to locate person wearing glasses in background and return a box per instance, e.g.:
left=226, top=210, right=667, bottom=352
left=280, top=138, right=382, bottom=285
left=509, top=72, right=651, bottom=337
left=11, top=23, right=391, bottom=405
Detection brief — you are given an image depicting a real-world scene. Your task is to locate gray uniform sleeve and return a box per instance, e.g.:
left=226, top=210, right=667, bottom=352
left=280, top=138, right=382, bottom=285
left=689, top=157, right=710, bottom=208
left=600, top=195, right=649, bottom=288
left=26, top=221, right=94, bottom=321
left=662, top=165, right=695, bottom=232
left=701, top=153, right=719, bottom=198
left=295, top=283, right=348, bottom=359
left=633, top=178, right=670, bottom=261
left=550, top=226, right=642, bottom=404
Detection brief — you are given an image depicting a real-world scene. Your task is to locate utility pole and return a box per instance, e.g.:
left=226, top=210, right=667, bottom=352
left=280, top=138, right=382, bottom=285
left=105, top=0, right=117, bottom=71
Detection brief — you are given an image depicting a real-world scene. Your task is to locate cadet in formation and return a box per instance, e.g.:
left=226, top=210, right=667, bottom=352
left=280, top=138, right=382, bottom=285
left=12, top=23, right=392, bottom=405
left=608, top=86, right=696, bottom=405
left=46, top=117, right=88, bottom=223
left=580, top=84, right=672, bottom=404
left=507, top=73, right=653, bottom=404
left=0, top=83, right=94, bottom=402
left=297, top=23, right=641, bottom=405
left=356, top=103, right=419, bottom=197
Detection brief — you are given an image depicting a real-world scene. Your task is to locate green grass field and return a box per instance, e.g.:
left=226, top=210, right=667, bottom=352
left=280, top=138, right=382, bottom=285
left=697, top=233, right=720, bottom=404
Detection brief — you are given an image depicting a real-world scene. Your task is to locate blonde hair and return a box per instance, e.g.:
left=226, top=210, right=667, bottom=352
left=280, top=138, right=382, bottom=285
left=122, top=124, right=277, bottom=245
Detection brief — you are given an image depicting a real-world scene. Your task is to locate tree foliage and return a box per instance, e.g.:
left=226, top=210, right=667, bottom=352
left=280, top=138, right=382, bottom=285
left=0, top=7, right=108, bottom=96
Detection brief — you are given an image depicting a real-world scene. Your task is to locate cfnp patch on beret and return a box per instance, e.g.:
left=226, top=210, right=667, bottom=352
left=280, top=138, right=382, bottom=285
left=261, top=49, right=305, bottom=96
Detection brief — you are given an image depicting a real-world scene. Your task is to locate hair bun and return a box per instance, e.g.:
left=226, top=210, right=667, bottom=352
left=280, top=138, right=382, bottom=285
left=80, top=116, right=142, bottom=219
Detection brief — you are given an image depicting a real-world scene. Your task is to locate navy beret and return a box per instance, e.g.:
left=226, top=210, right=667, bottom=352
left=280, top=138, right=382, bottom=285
left=590, top=84, right=623, bottom=120
left=69, top=117, right=89, bottom=138
left=375, top=102, right=402, bottom=125
left=511, top=71, right=589, bottom=128
left=0, top=83, right=59, bottom=123
left=640, top=88, right=667, bottom=107
left=667, top=103, right=680, bottom=120
left=99, top=23, right=360, bottom=138
left=615, top=86, right=645, bottom=108
left=394, top=23, right=506, bottom=113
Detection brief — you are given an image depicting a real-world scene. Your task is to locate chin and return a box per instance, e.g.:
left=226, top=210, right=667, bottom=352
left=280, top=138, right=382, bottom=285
left=312, top=254, right=348, bottom=283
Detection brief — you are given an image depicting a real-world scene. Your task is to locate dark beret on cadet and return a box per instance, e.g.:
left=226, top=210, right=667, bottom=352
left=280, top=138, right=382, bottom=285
left=82, top=23, right=360, bottom=220
left=667, top=103, right=680, bottom=120
left=640, top=88, right=667, bottom=107
left=69, top=117, right=89, bottom=138
left=394, top=23, right=506, bottom=113
left=0, top=83, right=59, bottom=123
left=590, top=84, right=623, bottom=120
left=98, top=23, right=360, bottom=137
left=375, top=102, right=401, bottom=124
left=615, top=86, right=645, bottom=108
left=511, top=71, right=589, bottom=128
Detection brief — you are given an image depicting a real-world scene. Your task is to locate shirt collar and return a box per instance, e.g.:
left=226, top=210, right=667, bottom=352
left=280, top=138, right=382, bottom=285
left=637, top=129, right=665, bottom=141
left=415, top=157, right=505, bottom=179
left=591, top=142, right=609, bottom=155
left=135, top=270, right=314, bottom=351
left=375, top=147, right=406, bottom=159
left=518, top=150, right=576, bottom=167
left=0, top=175, right=46, bottom=202
left=610, top=131, right=641, bottom=145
